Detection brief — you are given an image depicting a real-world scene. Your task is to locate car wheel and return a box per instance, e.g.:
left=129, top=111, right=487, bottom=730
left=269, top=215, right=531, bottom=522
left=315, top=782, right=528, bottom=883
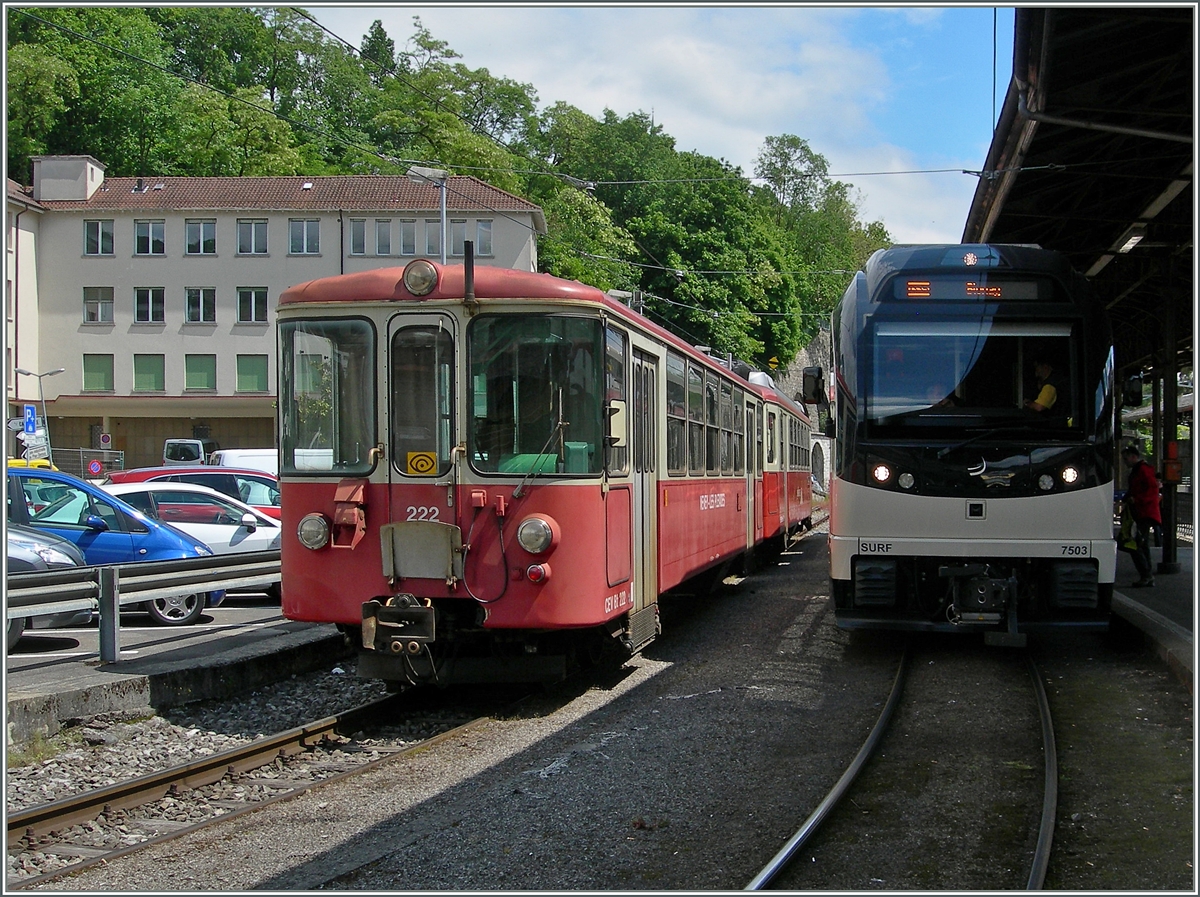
left=6, top=617, right=27, bottom=653
left=145, top=593, right=205, bottom=626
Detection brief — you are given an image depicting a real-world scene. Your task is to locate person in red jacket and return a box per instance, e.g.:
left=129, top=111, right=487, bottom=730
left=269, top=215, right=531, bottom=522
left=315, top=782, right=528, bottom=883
left=1120, top=444, right=1162, bottom=587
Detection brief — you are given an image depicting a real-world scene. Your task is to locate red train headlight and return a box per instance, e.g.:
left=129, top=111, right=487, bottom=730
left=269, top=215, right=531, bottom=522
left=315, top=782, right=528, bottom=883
left=298, top=513, right=331, bottom=550
left=515, top=515, right=558, bottom=554
left=403, top=259, right=439, bottom=296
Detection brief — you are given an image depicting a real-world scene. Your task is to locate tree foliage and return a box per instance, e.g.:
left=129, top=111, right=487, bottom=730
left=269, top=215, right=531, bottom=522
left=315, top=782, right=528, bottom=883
left=6, top=7, right=891, bottom=367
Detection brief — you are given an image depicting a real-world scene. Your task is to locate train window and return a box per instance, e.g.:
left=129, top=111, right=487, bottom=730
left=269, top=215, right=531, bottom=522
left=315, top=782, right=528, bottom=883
left=866, top=320, right=1078, bottom=432
left=756, top=404, right=764, bottom=472
left=766, top=411, right=777, bottom=465
left=705, top=374, right=720, bottom=476
left=605, top=327, right=629, bottom=475
left=687, top=363, right=704, bottom=475
left=720, top=380, right=733, bottom=475
left=280, top=318, right=376, bottom=475
left=468, top=315, right=605, bottom=476
left=666, top=353, right=687, bottom=475
left=390, top=323, right=455, bottom=477
left=733, top=388, right=745, bottom=475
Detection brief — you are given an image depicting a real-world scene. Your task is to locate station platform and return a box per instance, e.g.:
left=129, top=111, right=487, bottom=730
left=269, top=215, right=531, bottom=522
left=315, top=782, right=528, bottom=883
left=5, top=619, right=351, bottom=745
left=1110, top=540, right=1194, bottom=692
left=5, top=545, right=1194, bottom=746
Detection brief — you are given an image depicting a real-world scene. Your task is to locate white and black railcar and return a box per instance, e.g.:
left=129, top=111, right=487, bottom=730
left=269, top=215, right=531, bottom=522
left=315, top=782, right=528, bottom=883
left=808, top=244, right=1116, bottom=642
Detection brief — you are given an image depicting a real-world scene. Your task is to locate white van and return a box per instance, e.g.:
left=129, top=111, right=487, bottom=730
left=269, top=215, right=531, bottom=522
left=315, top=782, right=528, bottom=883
left=208, top=448, right=278, bottom=476
left=163, top=438, right=220, bottom=466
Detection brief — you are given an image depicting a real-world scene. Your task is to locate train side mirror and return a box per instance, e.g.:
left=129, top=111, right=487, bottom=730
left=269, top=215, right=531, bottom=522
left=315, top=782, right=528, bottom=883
left=605, top=399, right=627, bottom=448
left=801, top=366, right=829, bottom=409
left=1122, top=375, right=1144, bottom=407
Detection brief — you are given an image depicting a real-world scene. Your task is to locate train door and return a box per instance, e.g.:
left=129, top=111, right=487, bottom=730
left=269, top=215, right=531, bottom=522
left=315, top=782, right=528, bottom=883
left=746, top=402, right=759, bottom=549
left=382, top=313, right=463, bottom=579
left=631, top=351, right=658, bottom=612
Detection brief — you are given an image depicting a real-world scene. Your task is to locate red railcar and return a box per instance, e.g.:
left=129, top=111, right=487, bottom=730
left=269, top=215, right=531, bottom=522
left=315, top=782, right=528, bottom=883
left=277, top=258, right=813, bottom=686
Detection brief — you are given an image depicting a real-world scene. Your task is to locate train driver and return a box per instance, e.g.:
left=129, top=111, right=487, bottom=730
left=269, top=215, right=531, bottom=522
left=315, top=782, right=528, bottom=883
left=1024, top=358, right=1065, bottom=413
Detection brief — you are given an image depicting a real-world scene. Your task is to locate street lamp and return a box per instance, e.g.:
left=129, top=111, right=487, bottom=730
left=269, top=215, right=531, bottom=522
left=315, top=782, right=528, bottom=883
left=15, top=367, right=64, bottom=466
left=406, top=166, right=448, bottom=264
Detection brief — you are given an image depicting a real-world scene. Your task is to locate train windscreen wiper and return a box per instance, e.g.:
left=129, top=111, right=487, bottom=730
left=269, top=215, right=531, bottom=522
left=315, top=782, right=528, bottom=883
left=935, top=423, right=1038, bottom=460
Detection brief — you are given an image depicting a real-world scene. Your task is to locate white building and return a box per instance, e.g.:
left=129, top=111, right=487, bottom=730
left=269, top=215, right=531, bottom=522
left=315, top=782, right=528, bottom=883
left=6, top=155, right=546, bottom=469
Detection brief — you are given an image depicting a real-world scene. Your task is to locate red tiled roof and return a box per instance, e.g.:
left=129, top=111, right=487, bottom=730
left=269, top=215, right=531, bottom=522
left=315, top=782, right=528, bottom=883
left=7, top=179, right=43, bottom=209
left=35, top=174, right=542, bottom=217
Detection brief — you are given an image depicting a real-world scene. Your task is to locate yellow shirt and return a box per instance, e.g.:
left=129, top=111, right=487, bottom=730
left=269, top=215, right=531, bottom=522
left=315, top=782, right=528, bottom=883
left=1035, top=382, right=1057, bottom=408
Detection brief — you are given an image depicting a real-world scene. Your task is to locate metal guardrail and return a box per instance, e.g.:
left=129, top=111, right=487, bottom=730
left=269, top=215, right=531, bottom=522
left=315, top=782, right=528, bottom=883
left=6, top=550, right=280, bottom=663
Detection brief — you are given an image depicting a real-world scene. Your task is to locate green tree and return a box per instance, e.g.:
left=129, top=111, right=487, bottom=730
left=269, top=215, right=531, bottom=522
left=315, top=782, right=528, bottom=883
left=360, top=19, right=396, bottom=86
left=5, top=42, right=78, bottom=182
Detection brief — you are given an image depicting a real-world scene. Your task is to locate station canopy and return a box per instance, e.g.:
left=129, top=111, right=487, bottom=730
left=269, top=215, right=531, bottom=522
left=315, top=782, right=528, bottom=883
left=963, top=7, right=1193, bottom=383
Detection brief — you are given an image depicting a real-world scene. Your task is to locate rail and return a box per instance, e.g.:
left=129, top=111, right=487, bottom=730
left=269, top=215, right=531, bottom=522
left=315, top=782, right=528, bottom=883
left=6, top=550, right=280, bottom=662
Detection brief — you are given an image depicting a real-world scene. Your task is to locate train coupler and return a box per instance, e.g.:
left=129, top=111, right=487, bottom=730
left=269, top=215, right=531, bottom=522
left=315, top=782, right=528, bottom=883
left=941, top=565, right=1025, bottom=645
left=361, top=594, right=436, bottom=656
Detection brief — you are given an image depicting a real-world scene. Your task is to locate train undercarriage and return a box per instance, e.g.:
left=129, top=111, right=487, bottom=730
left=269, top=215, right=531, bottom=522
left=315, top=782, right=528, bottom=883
left=833, top=555, right=1112, bottom=645
left=351, top=596, right=661, bottom=687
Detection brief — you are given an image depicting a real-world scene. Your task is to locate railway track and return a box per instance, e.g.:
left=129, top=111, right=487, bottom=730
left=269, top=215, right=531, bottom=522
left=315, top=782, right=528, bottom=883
left=747, top=643, right=1058, bottom=890
left=7, top=693, right=494, bottom=889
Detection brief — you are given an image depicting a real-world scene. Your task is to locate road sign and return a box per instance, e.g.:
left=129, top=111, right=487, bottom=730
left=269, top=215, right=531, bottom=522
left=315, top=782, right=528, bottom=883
left=7, top=418, right=24, bottom=432
left=23, top=443, right=49, bottom=461
left=99, top=432, right=112, bottom=448
left=88, top=459, right=104, bottom=476
left=23, top=404, right=37, bottom=434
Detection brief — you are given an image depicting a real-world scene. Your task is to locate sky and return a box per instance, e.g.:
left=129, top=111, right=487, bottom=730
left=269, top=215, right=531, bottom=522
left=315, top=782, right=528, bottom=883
left=310, top=4, right=1016, bottom=245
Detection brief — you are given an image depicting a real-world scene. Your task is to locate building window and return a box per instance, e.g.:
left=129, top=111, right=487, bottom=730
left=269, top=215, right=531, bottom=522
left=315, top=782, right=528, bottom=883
left=185, top=287, right=216, bottom=323
left=238, top=219, right=267, bottom=254
left=134, top=220, right=165, bottom=255
left=449, top=220, right=467, bottom=257
left=84, top=219, right=114, bottom=256
left=236, top=355, right=269, bottom=392
left=375, top=219, right=391, bottom=255
left=424, top=219, right=441, bottom=257
left=185, top=219, right=217, bottom=255
left=237, top=287, right=268, bottom=323
left=185, top=354, right=217, bottom=390
left=349, top=219, right=366, bottom=255
left=476, top=220, right=493, bottom=256
left=289, top=218, right=320, bottom=254
left=133, top=354, right=165, bottom=392
left=82, top=354, right=114, bottom=392
left=134, top=287, right=165, bottom=323
left=83, top=287, right=114, bottom=323
left=399, top=220, right=416, bottom=255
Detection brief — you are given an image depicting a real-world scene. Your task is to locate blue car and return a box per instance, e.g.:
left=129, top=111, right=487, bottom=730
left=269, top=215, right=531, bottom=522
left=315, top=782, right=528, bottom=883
left=6, top=466, right=224, bottom=626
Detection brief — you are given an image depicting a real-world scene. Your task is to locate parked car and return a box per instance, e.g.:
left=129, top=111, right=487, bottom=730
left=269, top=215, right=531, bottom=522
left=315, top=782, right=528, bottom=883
left=6, top=524, right=92, bottom=652
left=103, top=466, right=281, bottom=519
left=207, top=448, right=278, bottom=477
left=6, top=467, right=224, bottom=626
left=102, top=482, right=282, bottom=601
left=163, top=438, right=219, bottom=466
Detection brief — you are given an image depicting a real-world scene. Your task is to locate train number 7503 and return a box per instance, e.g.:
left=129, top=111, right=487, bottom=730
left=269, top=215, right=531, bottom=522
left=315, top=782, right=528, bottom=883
left=1060, top=544, right=1089, bottom=556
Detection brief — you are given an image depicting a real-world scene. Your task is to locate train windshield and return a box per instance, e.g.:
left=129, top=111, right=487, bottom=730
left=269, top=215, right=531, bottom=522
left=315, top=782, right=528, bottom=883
left=468, top=315, right=604, bottom=475
left=279, top=318, right=376, bottom=475
left=866, top=319, right=1080, bottom=434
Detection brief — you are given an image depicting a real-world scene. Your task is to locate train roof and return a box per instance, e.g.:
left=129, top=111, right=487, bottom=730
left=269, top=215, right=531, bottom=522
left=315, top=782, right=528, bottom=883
left=278, top=263, right=608, bottom=307
left=863, top=243, right=1081, bottom=285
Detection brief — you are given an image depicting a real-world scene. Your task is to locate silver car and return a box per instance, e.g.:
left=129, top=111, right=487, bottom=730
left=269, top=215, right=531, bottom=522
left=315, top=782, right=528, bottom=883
left=6, top=524, right=93, bottom=652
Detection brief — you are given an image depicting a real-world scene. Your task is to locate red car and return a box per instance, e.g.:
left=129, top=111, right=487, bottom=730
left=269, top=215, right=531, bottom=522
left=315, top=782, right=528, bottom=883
left=103, top=466, right=281, bottom=519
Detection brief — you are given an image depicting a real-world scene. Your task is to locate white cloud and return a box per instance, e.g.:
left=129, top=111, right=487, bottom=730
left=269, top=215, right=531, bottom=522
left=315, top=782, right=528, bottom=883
left=314, top=6, right=994, bottom=243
